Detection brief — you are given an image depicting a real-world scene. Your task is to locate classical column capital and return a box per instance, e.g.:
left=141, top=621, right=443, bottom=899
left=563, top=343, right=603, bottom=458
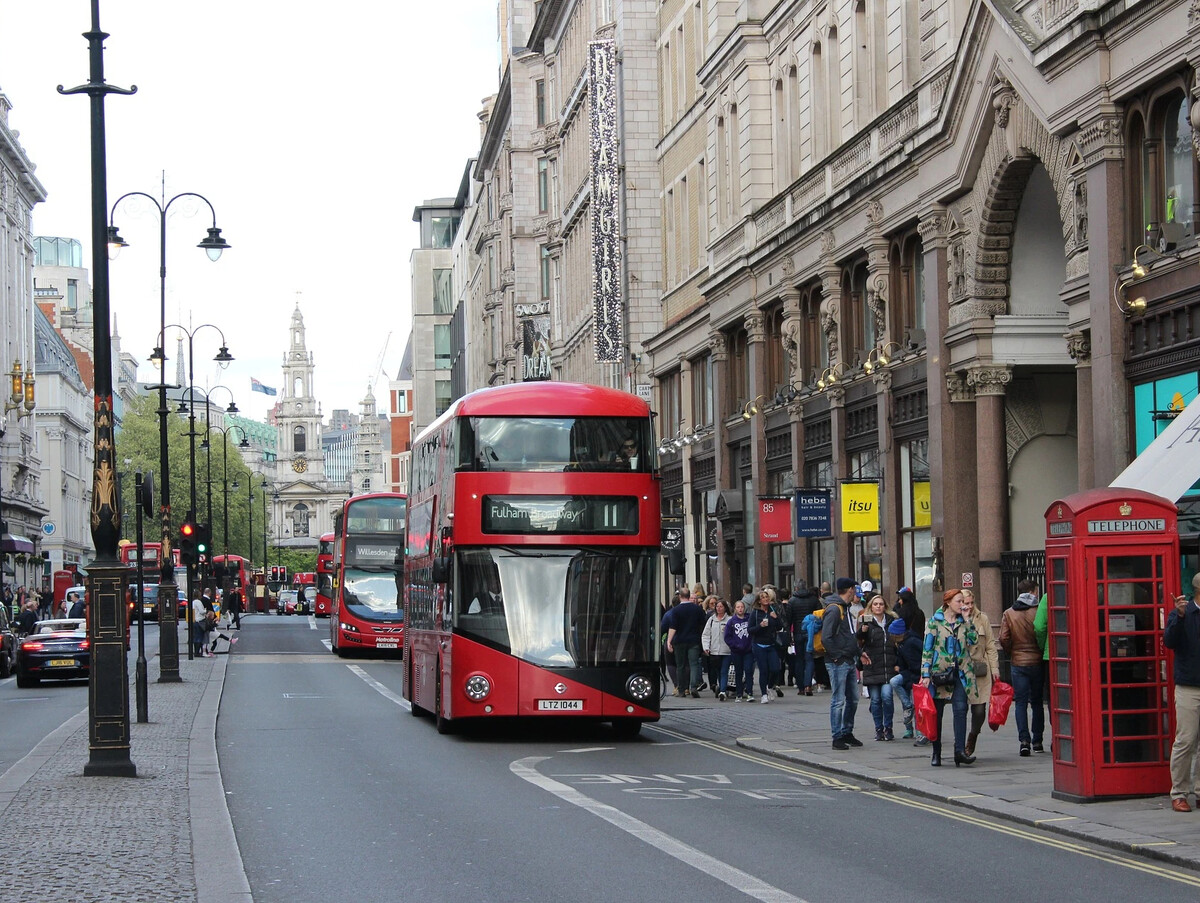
left=946, top=372, right=974, bottom=404
left=1065, top=330, right=1091, bottom=365
left=966, top=365, right=1012, bottom=396
left=708, top=332, right=728, bottom=362
left=744, top=310, right=765, bottom=343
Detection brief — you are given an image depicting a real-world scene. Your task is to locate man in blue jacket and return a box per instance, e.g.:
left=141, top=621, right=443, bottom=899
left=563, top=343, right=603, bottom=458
left=1165, top=572, right=1200, bottom=812
left=822, top=577, right=863, bottom=750
left=664, top=586, right=707, bottom=697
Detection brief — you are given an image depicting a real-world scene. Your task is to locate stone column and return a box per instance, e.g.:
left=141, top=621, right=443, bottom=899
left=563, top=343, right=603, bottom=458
left=865, top=228, right=897, bottom=591
left=709, top=331, right=733, bottom=594
left=781, top=289, right=806, bottom=578
left=968, top=365, right=1012, bottom=625
left=745, top=309, right=769, bottom=585
left=819, top=262, right=851, bottom=574
left=679, top=355, right=696, bottom=583
left=1068, top=331, right=1094, bottom=491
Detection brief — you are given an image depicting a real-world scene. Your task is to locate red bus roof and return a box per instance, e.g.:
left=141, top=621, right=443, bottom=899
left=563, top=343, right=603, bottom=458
left=419, top=383, right=651, bottom=442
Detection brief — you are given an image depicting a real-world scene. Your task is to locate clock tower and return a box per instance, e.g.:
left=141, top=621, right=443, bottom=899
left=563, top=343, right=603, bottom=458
left=278, top=304, right=327, bottom=482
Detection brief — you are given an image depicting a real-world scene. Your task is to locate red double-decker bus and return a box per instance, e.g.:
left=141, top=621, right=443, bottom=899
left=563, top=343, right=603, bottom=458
left=212, top=554, right=250, bottom=604
left=315, top=533, right=335, bottom=617
left=403, top=382, right=661, bottom=737
left=329, top=493, right=406, bottom=656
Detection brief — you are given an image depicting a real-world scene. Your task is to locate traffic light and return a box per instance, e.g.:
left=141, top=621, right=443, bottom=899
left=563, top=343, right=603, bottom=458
left=180, top=520, right=198, bottom=565
left=279, top=566, right=288, bottom=585
left=196, top=523, right=211, bottom=559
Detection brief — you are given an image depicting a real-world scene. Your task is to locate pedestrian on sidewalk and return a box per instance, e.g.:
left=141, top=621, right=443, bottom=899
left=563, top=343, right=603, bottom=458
left=889, top=618, right=923, bottom=741
left=702, top=597, right=732, bottom=699
left=725, top=599, right=755, bottom=700
left=1164, top=572, right=1200, bottom=812
left=920, top=589, right=978, bottom=767
left=664, top=584, right=706, bottom=698
left=228, top=586, right=243, bottom=629
left=999, top=580, right=1045, bottom=756
left=823, top=577, right=863, bottom=749
left=660, top=588, right=682, bottom=690
left=788, top=580, right=821, bottom=695
left=191, top=593, right=209, bottom=658
left=696, top=585, right=713, bottom=691
left=858, top=594, right=897, bottom=740
left=750, top=589, right=784, bottom=703
left=961, top=589, right=999, bottom=759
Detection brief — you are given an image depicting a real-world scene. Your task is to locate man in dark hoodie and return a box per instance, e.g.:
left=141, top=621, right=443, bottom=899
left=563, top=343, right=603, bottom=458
left=788, top=580, right=821, bottom=695
left=999, top=579, right=1044, bottom=757
left=822, top=577, right=863, bottom=750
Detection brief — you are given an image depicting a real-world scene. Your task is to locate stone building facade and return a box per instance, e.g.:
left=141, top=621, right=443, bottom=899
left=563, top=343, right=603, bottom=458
left=644, top=0, right=1200, bottom=620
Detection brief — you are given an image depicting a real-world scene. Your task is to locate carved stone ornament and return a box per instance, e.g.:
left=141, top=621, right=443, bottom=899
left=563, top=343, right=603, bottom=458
left=708, top=332, right=728, bottom=362
left=781, top=315, right=801, bottom=374
left=1066, top=331, right=1091, bottom=364
left=872, top=367, right=893, bottom=393
left=966, top=365, right=1012, bottom=396
left=865, top=199, right=883, bottom=227
left=1191, top=79, right=1200, bottom=159
left=780, top=255, right=795, bottom=276
left=945, top=373, right=974, bottom=404
left=819, top=229, right=836, bottom=254
left=745, top=310, right=765, bottom=343
left=1072, top=179, right=1088, bottom=246
left=992, top=75, right=1016, bottom=131
left=950, top=238, right=967, bottom=302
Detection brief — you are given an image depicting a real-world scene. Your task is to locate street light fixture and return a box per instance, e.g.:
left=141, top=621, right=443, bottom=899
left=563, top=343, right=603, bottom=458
left=111, top=184, right=230, bottom=682
left=201, top=421, right=249, bottom=599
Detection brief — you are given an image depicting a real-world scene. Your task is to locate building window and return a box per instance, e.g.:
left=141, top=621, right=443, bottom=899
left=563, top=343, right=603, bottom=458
left=900, top=438, right=933, bottom=609
left=292, top=503, right=310, bottom=537
left=293, top=426, right=307, bottom=454
left=658, top=369, right=681, bottom=440
left=429, top=215, right=456, bottom=248
left=535, top=79, right=546, bottom=127
left=435, top=379, right=452, bottom=417
left=433, top=268, right=453, bottom=314
left=727, top=327, right=749, bottom=410
left=537, top=158, right=549, bottom=214
left=764, top=307, right=787, bottom=399
left=66, top=279, right=78, bottom=310
left=435, top=325, right=451, bottom=369
left=539, top=246, right=551, bottom=299
left=1128, top=85, right=1197, bottom=250
left=691, top=352, right=713, bottom=427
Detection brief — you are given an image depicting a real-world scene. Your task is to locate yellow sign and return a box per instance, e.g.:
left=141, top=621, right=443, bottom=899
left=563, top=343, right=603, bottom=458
left=841, top=482, right=880, bottom=533
left=913, top=481, right=931, bottom=527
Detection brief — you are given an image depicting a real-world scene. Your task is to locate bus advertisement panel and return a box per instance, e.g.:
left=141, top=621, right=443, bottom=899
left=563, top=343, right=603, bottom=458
left=315, top=533, right=335, bottom=617
left=329, top=493, right=406, bottom=656
left=403, top=382, right=661, bottom=737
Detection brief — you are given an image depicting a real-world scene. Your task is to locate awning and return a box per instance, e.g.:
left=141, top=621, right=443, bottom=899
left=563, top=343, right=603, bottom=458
left=0, top=533, right=35, bottom=554
left=1111, top=393, right=1200, bottom=502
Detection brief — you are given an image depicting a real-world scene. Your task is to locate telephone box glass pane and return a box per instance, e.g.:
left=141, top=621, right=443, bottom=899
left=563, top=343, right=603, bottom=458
left=1058, top=738, right=1073, bottom=762
left=1052, top=556, right=1065, bottom=580
left=1058, top=712, right=1072, bottom=735
left=1055, top=636, right=1069, bottom=658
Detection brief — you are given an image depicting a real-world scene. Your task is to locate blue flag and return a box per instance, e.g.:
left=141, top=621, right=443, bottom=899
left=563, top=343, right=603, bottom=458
left=250, top=378, right=277, bottom=397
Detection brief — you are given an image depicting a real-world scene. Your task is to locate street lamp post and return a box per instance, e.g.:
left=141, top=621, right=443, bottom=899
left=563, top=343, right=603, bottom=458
left=191, top=385, right=238, bottom=600
left=59, top=0, right=137, bottom=776
left=261, top=480, right=271, bottom=613
left=202, top=422, right=248, bottom=602
left=110, top=192, right=229, bottom=683
left=165, top=323, right=233, bottom=660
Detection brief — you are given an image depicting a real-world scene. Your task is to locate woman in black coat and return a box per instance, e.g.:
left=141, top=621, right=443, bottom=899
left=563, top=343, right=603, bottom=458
left=857, top=594, right=898, bottom=740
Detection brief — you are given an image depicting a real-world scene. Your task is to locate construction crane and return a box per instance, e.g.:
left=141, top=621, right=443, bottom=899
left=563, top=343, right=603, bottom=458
left=369, top=332, right=392, bottom=396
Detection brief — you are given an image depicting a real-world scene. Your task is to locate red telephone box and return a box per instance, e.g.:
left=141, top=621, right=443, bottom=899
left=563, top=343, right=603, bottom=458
left=1044, top=488, right=1180, bottom=801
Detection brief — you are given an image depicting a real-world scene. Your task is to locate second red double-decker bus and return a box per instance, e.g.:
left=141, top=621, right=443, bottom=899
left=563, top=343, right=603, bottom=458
left=403, top=382, right=661, bottom=737
left=329, top=493, right=406, bottom=656
left=314, top=532, right=335, bottom=617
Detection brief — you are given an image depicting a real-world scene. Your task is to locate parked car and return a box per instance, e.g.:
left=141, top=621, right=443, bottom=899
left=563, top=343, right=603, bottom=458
left=0, top=604, right=16, bottom=679
left=15, top=619, right=90, bottom=688
left=131, top=583, right=188, bottom=620
left=277, top=589, right=299, bottom=615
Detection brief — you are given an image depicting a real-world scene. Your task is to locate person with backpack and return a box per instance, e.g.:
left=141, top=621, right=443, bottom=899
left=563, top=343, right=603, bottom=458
left=823, top=578, right=864, bottom=749
left=724, top=599, right=755, bottom=701
left=789, top=581, right=821, bottom=695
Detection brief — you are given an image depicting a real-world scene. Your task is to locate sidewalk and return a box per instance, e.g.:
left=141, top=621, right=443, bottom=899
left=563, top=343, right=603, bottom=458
left=0, top=640, right=249, bottom=903
left=660, top=683, right=1200, bottom=870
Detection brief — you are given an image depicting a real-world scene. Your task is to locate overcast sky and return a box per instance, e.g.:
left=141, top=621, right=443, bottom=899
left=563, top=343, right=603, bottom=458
left=0, top=1, right=497, bottom=422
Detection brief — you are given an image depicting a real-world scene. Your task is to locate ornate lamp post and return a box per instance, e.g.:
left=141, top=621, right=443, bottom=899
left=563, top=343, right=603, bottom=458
left=260, top=480, right=271, bottom=612
left=110, top=199, right=229, bottom=682
left=201, top=422, right=248, bottom=600
left=59, top=0, right=137, bottom=776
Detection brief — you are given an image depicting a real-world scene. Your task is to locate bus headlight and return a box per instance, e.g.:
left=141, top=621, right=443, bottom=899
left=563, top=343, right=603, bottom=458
left=465, top=674, right=491, bottom=701
left=626, top=674, right=654, bottom=701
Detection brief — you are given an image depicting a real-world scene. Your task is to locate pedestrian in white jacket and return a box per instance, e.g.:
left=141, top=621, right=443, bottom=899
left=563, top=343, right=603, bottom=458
left=702, top=598, right=734, bottom=700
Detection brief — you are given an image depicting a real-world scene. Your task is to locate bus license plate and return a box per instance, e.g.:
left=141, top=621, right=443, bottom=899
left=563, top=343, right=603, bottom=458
left=375, top=640, right=398, bottom=649
left=537, top=699, right=583, bottom=711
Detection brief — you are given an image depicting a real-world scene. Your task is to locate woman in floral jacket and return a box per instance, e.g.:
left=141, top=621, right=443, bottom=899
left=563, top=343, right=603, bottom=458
left=961, top=589, right=999, bottom=759
left=920, top=589, right=978, bottom=767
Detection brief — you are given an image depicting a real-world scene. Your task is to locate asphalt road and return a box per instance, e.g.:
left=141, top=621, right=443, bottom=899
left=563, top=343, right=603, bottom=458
left=219, top=617, right=1200, bottom=903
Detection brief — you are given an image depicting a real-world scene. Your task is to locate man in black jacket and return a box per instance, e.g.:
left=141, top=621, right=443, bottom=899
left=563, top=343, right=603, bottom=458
left=822, top=578, right=864, bottom=750
left=1166, top=572, right=1200, bottom=812
left=788, top=581, right=821, bottom=695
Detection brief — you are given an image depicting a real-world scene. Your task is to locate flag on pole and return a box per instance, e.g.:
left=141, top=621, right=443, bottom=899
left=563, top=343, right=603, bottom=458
left=250, top=378, right=277, bottom=397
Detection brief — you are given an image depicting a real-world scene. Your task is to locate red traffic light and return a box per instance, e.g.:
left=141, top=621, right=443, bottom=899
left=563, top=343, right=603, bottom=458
left=181, top=522, right=196, bottom=537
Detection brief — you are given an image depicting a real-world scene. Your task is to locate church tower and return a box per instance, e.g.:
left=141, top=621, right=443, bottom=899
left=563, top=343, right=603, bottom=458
left=277, top=304, right=327, bottom=483
left=352, top=384, right=385, bottom=495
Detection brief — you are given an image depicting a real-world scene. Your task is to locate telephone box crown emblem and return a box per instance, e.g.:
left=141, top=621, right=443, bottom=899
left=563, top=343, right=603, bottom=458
left=1118, top=502, right=1132, bottom=516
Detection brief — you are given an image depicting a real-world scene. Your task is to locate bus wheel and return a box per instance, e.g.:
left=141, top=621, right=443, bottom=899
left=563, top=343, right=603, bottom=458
left=435, top=673, right=452, bottom=735
left=335, top=640, right=349, bottom=659
left=610, top=720, right=642, bottom=739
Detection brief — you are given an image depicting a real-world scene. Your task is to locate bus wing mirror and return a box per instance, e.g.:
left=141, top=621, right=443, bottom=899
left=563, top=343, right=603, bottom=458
left=432, top=557, right=451, bottom=584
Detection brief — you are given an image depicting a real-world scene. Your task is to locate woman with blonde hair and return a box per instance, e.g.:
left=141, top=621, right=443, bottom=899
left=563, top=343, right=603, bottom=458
left=961, top=589, right=999, bottom=758
left=920, top=589, right=978, bottom=767
left=702, top=597, right=733, bottom=699
left=749, top=588, right=785, bottom=703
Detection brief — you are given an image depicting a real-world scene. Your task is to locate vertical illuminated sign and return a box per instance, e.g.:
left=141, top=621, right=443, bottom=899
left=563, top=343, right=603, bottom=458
left=589, top=39, right=622, bottom=362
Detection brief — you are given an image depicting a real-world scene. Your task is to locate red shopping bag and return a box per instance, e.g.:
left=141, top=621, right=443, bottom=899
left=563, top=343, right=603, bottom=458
left=913, top=683, right=938, bottom=742
left=988, top=680, right=1014, bottom=731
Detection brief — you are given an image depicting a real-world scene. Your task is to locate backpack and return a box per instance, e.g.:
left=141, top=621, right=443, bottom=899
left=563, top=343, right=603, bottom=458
left=811, top=603, right=842, bottom=657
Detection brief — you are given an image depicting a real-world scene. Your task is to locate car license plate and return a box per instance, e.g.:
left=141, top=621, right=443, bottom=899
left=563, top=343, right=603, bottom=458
left=48, top=659, right=76, bottom=667
left=537, top=699, right=583, bottom=711
left=375, top=640, right=398, bottom=648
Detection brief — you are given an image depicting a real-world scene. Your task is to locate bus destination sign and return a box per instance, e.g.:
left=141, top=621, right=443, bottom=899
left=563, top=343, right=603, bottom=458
left=482, top=495, right=638, bottom=535
left=346, top=540, right=401, bottom=568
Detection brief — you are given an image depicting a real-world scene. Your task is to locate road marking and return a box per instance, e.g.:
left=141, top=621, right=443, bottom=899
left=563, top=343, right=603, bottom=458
left=320, top=639, right=332, bottom=651
left=511, top=756, right=806, bottom=903
left=346, top=663, right=410, bottom=710
left=864, top=791, right=1200, bottom=888
left=1034, top=816, right=1078, bottom=823
left=308, top=615, right=317, bottom=630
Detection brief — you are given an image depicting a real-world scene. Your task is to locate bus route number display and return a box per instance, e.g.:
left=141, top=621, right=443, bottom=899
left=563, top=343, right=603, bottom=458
left=482, top=496, right=638, bottom=535
left=345, top=540, right=401, bottom=568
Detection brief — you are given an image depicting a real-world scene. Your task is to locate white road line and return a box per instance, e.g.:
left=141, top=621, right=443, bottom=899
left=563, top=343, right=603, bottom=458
left=308, top=615, right=318, bottom=630
left=346, top=663, right=410, bottom=710
left=511, top=756, right=806, bottom=903
left=320, top=639, right=332, bottom=651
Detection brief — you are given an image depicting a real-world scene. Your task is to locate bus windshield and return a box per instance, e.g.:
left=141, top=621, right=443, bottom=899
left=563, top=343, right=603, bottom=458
left=455, top=548, right=656, bottom=667
left=463, top=416, right=654, bottom=473
left=342, top=567, right=403, bottom=622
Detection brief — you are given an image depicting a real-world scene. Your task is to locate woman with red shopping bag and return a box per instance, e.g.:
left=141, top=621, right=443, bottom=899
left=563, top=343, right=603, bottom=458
left=961, top=590, right=999, bottom=760
left=920, top=589, right=978, bottom=767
